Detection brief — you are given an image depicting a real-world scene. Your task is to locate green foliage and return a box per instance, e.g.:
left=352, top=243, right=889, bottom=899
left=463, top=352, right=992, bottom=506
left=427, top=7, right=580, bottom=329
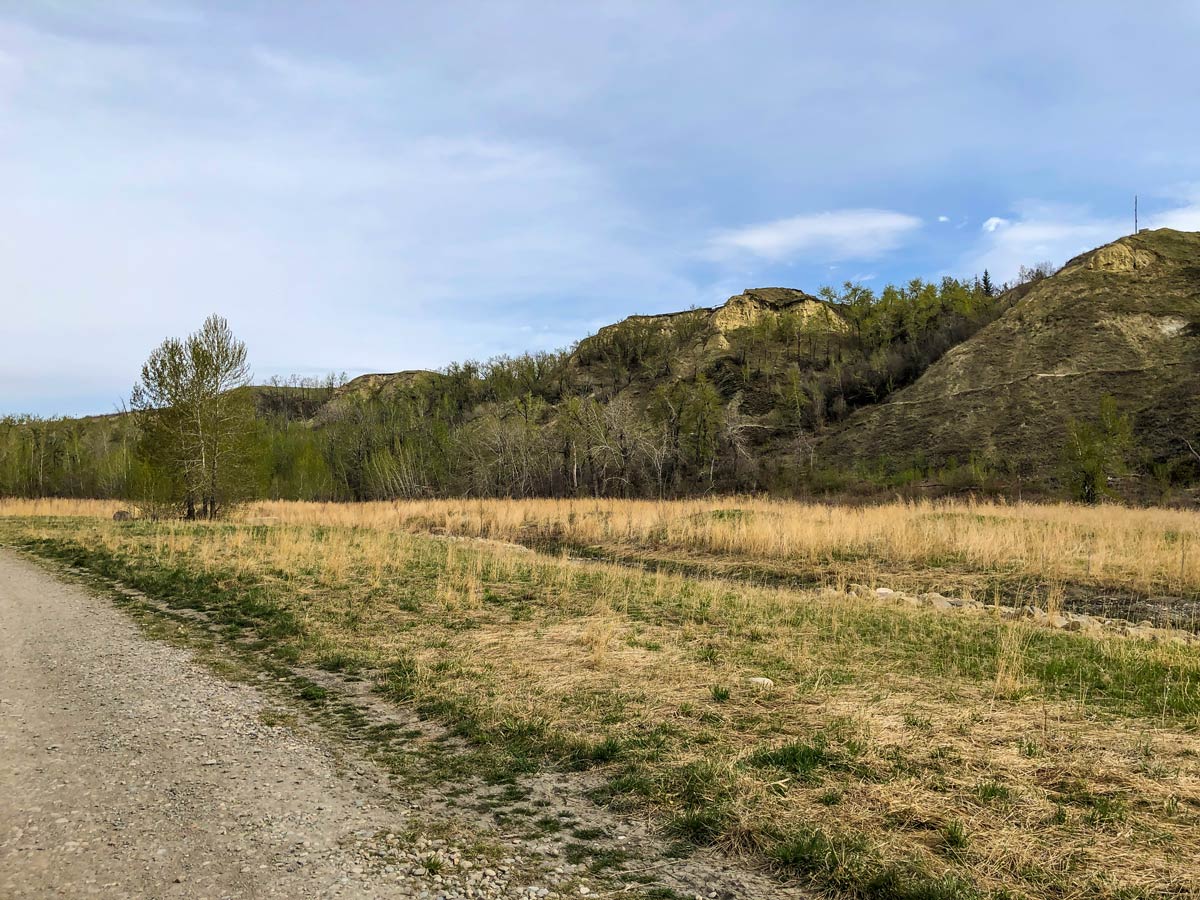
left=718, top=276, right=1005, bottom=443
left=767, top=825, right=978, bottom=899
left=0, top=414, right=139, bottom=499
left=574, top=312, right=710, bottom=394
left=675, top=376, right=725, bottom=477
left=941, top=820, right=968, bottom=851
left=1061, top=395, right=1135, bottom=503
left=748, top=737, right=837, bottom=781
left=129, top=315, right=257, bottom=518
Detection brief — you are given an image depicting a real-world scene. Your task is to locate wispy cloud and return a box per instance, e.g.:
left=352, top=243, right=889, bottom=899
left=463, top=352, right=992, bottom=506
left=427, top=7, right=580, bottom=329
left=1149, top=186, right=1200, bottom=231
left=0, top=115, right=693, bottom=408
left=963, top=191, right=1200, bottom=282
left=709, top=209, right=921, bottom=263
left=251, top=47, right=378, bottom=97
left=24, top=0, right=204, bottom=28
left=963, top=204, right=1122, bottom=281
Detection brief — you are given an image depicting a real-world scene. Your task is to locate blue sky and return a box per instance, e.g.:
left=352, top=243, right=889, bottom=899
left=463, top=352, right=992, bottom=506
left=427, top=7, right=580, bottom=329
left=4, top=1, right=1200, bottom=416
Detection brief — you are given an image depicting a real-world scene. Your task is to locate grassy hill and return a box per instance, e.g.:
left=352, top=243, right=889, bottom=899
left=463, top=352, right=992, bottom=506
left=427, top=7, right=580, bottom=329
left=819, top=229, right=1200, bottom=482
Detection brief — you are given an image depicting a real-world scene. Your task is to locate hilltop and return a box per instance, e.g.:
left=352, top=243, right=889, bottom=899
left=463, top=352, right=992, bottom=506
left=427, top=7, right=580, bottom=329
left=577, top=287, right=847, bottom=361
left=820, top=228, right=1200, bottom=479
left=322, top=287, right=846, bottom=403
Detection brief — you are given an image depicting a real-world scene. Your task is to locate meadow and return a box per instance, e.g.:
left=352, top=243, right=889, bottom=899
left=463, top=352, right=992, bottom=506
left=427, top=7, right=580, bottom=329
left=2, top=497, right=1199, bottom=898
left=250, top=496, right=1200, bottom=595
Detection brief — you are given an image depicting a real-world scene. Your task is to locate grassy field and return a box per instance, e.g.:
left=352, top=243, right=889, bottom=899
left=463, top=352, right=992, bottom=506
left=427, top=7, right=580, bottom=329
left=248, top=497, right=1200, bottom=610
left=2, top=498, right=1199, bottom=898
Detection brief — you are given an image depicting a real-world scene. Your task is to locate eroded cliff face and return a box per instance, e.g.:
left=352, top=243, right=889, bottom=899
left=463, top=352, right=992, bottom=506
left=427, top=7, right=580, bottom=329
left=579, top=286, right=847, bottom=359
left=709, top=289, right=848, bottom=343
left=1066, top=241, right=1158, bottom=275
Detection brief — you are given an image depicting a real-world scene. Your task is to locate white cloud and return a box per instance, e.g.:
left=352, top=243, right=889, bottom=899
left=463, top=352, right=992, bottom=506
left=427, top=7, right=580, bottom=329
left=0, top=21, right=696, bottom=413
left=1153, top=207, right=1200, bottom=230
left=0, top=126, right=693, bottom=401
left=937, top=215, right=950, bottom=223
left=964, top=193, right=1200, bottom=282
left=709, top=209, right=921, bottom=262
left=963, top=205, right=1120, bottom=281
left=1149, top=187, right=1200, bottom=231
left=24, top=0, right=204, bottom=28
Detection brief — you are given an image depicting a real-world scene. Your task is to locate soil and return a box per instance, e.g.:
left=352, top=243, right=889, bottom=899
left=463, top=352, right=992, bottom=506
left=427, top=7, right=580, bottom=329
left=0, top=550, right=804, bottom=899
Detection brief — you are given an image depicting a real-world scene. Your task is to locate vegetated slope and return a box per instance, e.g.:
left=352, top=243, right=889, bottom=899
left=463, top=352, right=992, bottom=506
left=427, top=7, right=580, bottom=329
left=324, top=287, right=847, bottom=403
left=287, top=276, right=1010, bottom=497
left=821, top=228, right=1200, bottom=475
left=329, top=370, right=443, bottom=404
left=570, top=286, right=847, bottom=387
left=6, top=232, right=1198, bottom=501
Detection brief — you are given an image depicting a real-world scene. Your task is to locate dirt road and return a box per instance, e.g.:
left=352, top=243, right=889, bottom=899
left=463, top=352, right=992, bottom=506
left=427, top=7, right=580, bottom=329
left=0, top=548, right=804, bottom=900
left=0, top=550, right=444, bottom=899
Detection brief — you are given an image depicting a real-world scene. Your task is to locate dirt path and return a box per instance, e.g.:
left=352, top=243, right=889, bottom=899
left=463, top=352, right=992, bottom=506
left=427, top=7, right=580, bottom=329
left=0, top=549, right=805, bottom=900
left=0, top=550, right=455, bottom=899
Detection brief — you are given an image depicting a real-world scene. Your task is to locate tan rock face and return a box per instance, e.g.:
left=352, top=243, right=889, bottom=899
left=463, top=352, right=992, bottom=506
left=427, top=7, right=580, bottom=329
left=1088, top=242, right=1157, bottom=273
left=711, top=290, right=847, bottom=335
left=580, top=287, right=848, bottom=361
left=1104, top=313, right=1193, bottom=344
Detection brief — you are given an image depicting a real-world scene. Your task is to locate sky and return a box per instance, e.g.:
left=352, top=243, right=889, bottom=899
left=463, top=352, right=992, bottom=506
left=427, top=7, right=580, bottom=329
left=3, top=1, right=1200, bottom=416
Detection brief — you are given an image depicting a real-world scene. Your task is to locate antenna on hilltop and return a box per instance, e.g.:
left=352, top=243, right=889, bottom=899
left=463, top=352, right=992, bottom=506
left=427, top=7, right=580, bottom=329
left=1134, top=195, right=1138, bottom=235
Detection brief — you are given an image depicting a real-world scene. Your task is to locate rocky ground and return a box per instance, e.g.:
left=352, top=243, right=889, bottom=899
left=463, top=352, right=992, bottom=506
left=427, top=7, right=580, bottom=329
left=860, top=583, right=1199, bottom=644
left=0, top=551, right=803, bottom=899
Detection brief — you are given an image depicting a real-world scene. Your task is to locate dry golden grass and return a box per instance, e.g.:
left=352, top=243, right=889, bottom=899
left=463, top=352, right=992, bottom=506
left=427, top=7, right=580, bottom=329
left=3, top=509, right=1199, bottom=897
left=0, top=497, right=123, bottom=519
left=10, top=495, right=1198, bottom=599
left=235, top=497, right=1200, bottom=599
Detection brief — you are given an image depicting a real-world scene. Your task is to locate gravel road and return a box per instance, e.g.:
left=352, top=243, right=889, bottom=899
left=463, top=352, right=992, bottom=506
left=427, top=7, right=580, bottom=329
left=0, top=548, right=807, bottom=900
left=0, top=550, right=472, bottom=899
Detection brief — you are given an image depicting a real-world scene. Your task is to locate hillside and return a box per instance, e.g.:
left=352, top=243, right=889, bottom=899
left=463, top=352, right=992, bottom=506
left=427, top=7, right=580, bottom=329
left=330, top=370, right=443, bottom=403
left=323, top=288, right=847, bottom=403
left=819, top=228, right=1200, bottom=476
left=4, top=230, right=1199, bottom=502
left=575, top=287, right=846, bottom=368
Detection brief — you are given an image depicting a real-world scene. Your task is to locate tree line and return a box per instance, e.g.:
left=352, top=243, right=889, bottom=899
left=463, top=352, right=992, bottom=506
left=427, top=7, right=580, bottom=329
left=5, top=269, right=1191, bottom=511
